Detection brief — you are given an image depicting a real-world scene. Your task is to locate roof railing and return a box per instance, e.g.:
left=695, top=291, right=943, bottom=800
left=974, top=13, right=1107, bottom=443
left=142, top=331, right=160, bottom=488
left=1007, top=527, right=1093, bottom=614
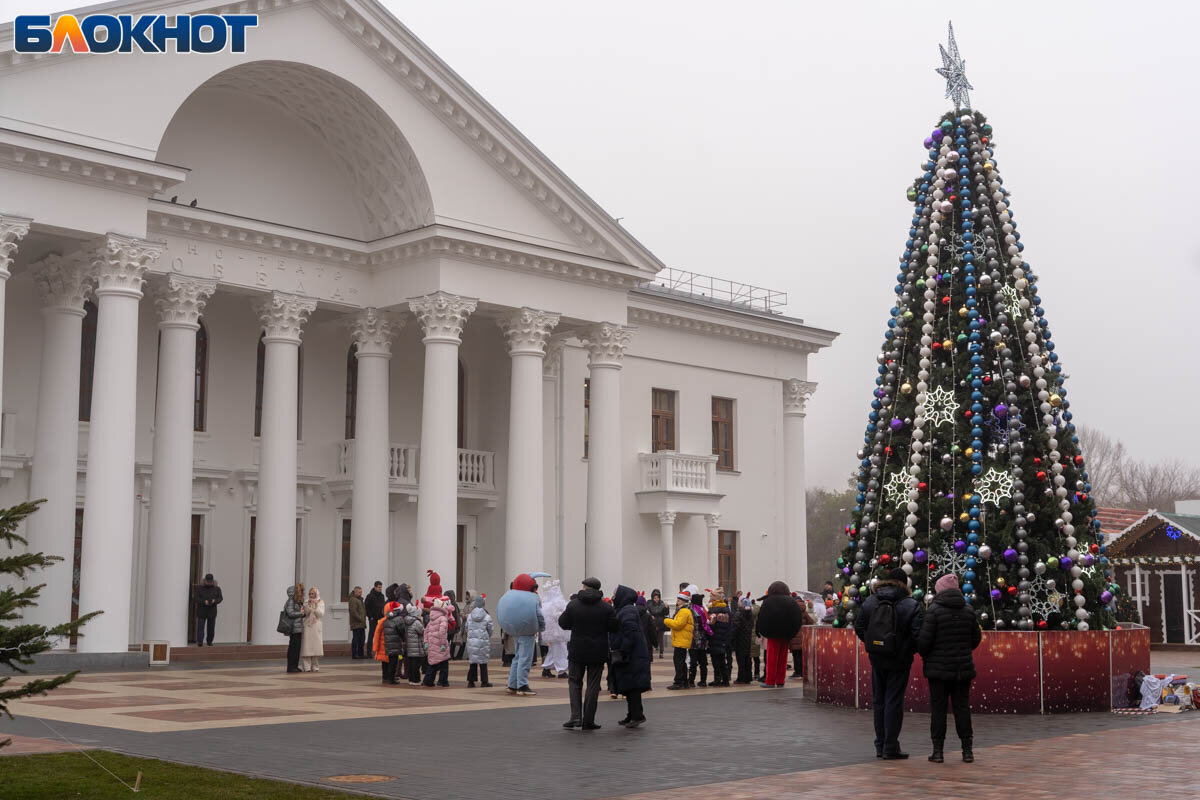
left=640, top=267, right=787, bottom=314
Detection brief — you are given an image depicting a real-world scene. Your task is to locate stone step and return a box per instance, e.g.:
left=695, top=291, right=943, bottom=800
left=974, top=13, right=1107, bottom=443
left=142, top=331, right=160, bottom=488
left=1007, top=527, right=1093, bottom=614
left=169, top=642, right=352, bottom=662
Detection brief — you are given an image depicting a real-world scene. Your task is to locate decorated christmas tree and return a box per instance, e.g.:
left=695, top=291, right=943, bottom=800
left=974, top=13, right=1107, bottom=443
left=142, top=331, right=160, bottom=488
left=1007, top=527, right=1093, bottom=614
left=836, top=24, right=1116, bottom=632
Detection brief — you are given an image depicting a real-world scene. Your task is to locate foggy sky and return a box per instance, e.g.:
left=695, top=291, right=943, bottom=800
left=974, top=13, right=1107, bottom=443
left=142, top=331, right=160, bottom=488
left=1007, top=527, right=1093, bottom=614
left=4, top=0, right=1198, bottom=491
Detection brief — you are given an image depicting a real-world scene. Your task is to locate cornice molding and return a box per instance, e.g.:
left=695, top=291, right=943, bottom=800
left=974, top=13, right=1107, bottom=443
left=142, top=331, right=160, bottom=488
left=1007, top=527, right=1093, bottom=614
left=628, top=306, right=823, bottom=353
left=0, top=128, right=188, bottom=198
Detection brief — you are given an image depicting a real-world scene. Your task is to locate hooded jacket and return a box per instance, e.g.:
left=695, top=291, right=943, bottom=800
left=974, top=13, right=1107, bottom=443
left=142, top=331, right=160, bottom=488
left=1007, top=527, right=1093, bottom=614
left=466, top=603, right=494, bottom=664
left=283, top=586, right=305, bottom=635
left=609, top=585, right=651, bottom=693
left=402, top=603, right=426, bottom=658
left=365, top=586, right=385, bottom=619
left=916, top=587, right=981, bottom=681
left=646, top=596, right=669, bottom=630
left=424, top=602, right=452, bottom=665
left=755, top=581, right=804, bottom=641
left=558, top=586, right=617, bottom=665
left=374, top=600, right=402, bottom=661
left=194, top=582, right=222, bottom=618
left=662, top=602, right=694, bottom=649
left=853, top=580, right=924, bottom=671
left=300, top=590, right=324, bottom=657
left=706, top=600, right=733, bottom=653
left=731, top=603, right=754, bottom=653
left=381, top=603, right=407, bottom=657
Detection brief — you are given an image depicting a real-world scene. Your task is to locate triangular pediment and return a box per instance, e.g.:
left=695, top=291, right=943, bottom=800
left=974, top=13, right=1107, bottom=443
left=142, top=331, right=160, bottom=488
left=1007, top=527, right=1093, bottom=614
left=0, top=0, right=663, bottom=273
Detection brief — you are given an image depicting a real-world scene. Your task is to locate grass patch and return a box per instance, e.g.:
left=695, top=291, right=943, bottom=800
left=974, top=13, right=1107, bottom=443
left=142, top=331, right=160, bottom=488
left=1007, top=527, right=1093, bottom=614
left=0, top=751, right=367, bottom=799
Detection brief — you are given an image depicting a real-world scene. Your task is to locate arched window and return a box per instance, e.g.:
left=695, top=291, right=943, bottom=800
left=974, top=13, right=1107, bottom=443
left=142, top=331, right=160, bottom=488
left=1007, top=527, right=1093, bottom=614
left=344, top=344, right=358, bottom=440
left=194, top=320, right=209, bottom=432
left=79, top=300, right=97, bottom=422
left=254, top=332, right=303, bottom=439
left=457, top=359, right=466, bottom=449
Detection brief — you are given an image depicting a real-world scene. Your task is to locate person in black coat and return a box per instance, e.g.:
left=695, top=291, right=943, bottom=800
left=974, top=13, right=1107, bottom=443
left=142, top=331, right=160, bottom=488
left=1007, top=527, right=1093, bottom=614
left=193, top=574, right=222, bottom=646
left=609, top=585, right=651, bottom=728
left=364, top=581, right=386, bottom=656
left=558, top=577, right=617, bottom=730
left=754, top=581, right=803, bottom=687
left=854, top=568, right=924, bottom=760
left=731, top=598, right=755, bottom=683
left=705, top=588, right=733, bottom=687
left=917, top=574, right=981, bottom=764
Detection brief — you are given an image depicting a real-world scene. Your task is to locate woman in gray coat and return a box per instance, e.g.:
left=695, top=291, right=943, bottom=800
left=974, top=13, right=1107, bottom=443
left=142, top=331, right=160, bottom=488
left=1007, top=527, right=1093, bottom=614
left=466, top=595, right=494, bottom=688
left=283, top=583, right=305, bottom=673
left=401, top=603, right=426, bottom=684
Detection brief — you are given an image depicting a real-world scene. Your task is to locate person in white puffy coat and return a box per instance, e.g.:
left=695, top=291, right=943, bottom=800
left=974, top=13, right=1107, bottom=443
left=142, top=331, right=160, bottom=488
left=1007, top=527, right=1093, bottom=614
left=540, top=580, right=570, bottom=678
left=466, top=595, right=494, bottom=687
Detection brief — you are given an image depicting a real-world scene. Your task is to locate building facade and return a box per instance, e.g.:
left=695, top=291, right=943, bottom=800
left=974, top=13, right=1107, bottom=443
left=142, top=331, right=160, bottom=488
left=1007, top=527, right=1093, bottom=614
left=1107, top=510, right=1200, bottom=645
left=0, top=0, right=836, bottom=652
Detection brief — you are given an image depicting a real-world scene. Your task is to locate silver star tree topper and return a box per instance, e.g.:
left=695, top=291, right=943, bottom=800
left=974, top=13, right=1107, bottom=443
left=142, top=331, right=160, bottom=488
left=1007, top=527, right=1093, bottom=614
left=936, top=21, right=973, bottom=110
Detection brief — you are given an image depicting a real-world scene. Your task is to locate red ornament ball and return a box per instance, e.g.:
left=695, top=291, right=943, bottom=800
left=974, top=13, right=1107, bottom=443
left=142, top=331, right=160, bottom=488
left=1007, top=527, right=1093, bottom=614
left=918, top=481, right=928, bottom=491
left=880, top=553, right=892, bottom=565
left=1036, top=470, right=1047, bottom=481
left=1007, top=585, right=1018, bottom=597
left=1037, top=620, right=1047, bottom=629
left=1089, top=543, right=1099, bottom=554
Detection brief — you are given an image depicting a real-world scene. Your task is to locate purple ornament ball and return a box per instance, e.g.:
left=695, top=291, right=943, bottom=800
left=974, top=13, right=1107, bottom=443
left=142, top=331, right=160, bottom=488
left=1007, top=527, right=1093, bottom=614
left=953, top=540, right=967, bottom=554
left=842, top=566, right=851, bottom=576
left=990, top=589, right=1002, bottom=601
left=889, top=418, right=904, bottom=432
left=924, top=136, right=934, bottom=148
left=914, top=549, right=928, bottom=564
left=994, top=403, right=1008, bottom=418
left=1100, top=590, right=1113, bottom=604
left=1084, top=554, right=1095, bottom=567
left=1059, top=556, right=1073, bottom=570
left=932, top=129, right=944, bottom=142
left=1003, top=547, right=1018, bottom=564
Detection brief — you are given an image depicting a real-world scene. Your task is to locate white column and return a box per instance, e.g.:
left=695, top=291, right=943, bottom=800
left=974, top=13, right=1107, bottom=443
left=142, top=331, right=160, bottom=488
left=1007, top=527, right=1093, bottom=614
left=348, top=308, right=402, bottom=592
left=783, top=379, right=817, bottom=591
left=498, top=307, right=559, bottom=581
left=581, top=322, right=632, bottom=588
left=409, top=292, right=475, bottom=591
left=542, top=340, right=564, bottom=578
left=25, top=254, right=93, bottom=637
left=0, top=216, right=31, bottom=435
left=658, top=511, right=676, bottom=600
left=77, top=234, right=163, bottom=653
left=250, top=292, right=315, bottom=644
left=143, top=276, right=216, bottom=646
left=706, top=512, right=722, bottom=590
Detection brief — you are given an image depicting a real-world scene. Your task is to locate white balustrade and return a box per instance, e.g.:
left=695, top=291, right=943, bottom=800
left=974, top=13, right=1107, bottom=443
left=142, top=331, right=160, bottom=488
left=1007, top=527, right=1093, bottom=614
left=638, top=452, right=718, bottom=494
left=334, top=440, right=490, bottom=492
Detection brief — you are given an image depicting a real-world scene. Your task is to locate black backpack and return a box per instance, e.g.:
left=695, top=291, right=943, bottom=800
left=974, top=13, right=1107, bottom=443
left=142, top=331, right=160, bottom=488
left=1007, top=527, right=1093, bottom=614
left=864, top=597, right=900, bottom=656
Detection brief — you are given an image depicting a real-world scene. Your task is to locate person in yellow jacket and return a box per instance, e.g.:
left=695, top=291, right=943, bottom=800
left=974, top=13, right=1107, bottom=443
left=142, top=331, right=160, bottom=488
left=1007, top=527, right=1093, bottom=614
left=663, top=590, right=694, bottom=690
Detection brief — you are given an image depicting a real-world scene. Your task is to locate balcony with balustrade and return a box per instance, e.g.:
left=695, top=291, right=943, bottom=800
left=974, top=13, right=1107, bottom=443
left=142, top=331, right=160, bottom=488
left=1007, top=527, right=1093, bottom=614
left=328, top=440, right=498, bottom=507
left=635, top=451, right=723, bottom=516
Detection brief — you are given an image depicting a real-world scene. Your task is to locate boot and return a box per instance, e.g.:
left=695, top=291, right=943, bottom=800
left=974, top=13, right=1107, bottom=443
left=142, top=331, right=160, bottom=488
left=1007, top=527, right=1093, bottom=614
left=962, top=739, right=974, bottom=763
left=929, top=743, right=944, bottom=763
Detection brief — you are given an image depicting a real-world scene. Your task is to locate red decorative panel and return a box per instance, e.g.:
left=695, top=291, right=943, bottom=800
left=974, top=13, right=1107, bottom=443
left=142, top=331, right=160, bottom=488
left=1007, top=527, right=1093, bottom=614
left=1041, top=629, right=1110, bottom=713
left=814, top=626, right=858, bottom=706
left=971, top=631, right=1040, bottom=714
left=1110, top=626, right=1151, bottom=708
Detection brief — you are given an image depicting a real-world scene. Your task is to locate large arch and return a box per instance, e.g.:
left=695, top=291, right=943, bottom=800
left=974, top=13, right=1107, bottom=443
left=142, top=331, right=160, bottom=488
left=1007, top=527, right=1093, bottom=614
left=157, top=60, right=434, bottom=240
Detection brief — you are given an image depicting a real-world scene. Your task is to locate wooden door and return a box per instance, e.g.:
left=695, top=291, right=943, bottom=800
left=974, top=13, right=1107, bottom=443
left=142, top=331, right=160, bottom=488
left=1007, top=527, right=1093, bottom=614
left=1164, top=573, right=1185, bottom=643
left=186, top=515, right=203, bottom=643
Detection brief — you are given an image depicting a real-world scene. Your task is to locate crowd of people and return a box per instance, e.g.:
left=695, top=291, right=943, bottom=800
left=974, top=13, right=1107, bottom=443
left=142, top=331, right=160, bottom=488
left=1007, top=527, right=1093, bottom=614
left=241, top=565, right=980, bottom=755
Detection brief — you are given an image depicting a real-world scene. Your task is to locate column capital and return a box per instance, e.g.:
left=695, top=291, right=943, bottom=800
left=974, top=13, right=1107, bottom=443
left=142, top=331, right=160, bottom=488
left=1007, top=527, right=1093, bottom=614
left=542, top=338, right=565, bottom=379
left=704, top=512, right=721, bottom=529
left=408, top=291, right=476, bottom=344
left=254, top=291, right=317, bottom=343
left=783, top=379, right=818, bottom=416
left=0, top=214, right=32, bottom=278
left=90, top=233, right=163, bottom=299
left=31, top=252, right=94, bottom=313
left=581, top=322, right=633, bottom=369
left=498, top=307, right=560, bottom=357
left=154, top=274, right=216, bottom=330
left=348, top=307, right=404, bottom=357
left=657, top=511, right=677, bottom=525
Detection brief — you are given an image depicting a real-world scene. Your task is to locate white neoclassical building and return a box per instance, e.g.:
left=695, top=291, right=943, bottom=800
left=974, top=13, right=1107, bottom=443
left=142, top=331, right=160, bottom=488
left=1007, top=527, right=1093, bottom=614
left=0, top=0, right=836, bottom=653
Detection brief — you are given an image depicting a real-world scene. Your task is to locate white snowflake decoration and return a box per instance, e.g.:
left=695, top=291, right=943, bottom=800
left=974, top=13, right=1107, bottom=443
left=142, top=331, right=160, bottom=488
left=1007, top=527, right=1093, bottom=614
left=883, top=469, right=910, bottom=510
left=1001, top=285, right=1023, bottom=320
left=931, top=540, right=969, bottom=580
left=923, top=385, right=960, bottom=429
left=1029, top=575, right=1063, bottom=620
left=975, top=467, right=1015, bottom=506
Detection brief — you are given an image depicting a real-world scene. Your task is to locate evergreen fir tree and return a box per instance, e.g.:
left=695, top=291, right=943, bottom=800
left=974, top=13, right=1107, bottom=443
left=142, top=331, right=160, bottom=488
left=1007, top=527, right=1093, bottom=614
left=835, top=108, right=1117, bottom=633
left=0, top=500, right=98, bottom=747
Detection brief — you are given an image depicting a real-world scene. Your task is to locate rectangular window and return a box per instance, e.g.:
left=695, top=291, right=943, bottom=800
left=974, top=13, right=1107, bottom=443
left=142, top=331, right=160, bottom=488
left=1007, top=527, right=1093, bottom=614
left=717, top=530, right=738, bottom=597
left=583, top=378, right=590, bottom=459
left=712, top=397, right=735, bottom=471
left=339, top=519, right=352, bottom=602
left=651, top=389, right=676, bottom=453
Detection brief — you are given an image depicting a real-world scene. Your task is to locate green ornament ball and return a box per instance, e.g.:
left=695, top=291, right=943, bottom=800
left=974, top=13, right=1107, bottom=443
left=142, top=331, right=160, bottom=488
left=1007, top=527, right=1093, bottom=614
left=941, top=120, right=954, bottom=133
left=832, top=618, right=842, bottom=628
left=912, top=588, right=925, bottom=602
left=916, top=278, right=926, bottom=289
left=906, top=187, right=918, bottom=202
left=903, top=310, right=914, bottom=321
left=981, top=123, right=992, bottom=135
left=956, top=333, right=968, bottom=342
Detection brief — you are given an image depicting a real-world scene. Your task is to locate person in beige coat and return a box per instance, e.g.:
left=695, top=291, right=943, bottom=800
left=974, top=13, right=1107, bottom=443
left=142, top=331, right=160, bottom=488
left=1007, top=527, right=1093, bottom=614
left=300, top=586, right=325, bottom=672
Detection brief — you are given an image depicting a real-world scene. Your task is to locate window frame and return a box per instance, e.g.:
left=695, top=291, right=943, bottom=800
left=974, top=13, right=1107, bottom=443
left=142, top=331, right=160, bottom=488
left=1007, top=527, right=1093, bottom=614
left=651, top=388, right=677, bottom=453
left=711, top=396, right=736, bottom=471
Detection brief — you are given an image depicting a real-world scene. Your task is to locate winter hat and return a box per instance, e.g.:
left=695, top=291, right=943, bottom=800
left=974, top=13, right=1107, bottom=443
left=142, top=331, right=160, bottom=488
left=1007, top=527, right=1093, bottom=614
left=582, top=577, right=602, bottom=591
left=203, top=573, right=214, bottom=583
left=512, top=573, right=538, bottom=592
left=690, top=593, right=705, bottom=606
left=708, top=587, right=725, bottom=603
left=474, top=595, right=486, bottom=609
left=934, top=574, right=960, bottom=594
left=385, top=583, right=401, bottom=603
left=684, top=584, right=700, bottom=597
left=677, top=590, right=691, bottom=603
left=886, top=568, right=908, bottom=583
left=425, top=570, right=443, bottom=598
left=636, top=595, right=647, bottom=607
left=766, top=580, right=791, bottom=596
left=740, top=597, right=752, bottom=609
left=396, top=583, right=413, bottom=605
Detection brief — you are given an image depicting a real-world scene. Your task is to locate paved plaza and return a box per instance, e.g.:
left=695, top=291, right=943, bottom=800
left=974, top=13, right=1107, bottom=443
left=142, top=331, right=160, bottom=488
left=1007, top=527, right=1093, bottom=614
left=3, top=652, right=1199, bottom=799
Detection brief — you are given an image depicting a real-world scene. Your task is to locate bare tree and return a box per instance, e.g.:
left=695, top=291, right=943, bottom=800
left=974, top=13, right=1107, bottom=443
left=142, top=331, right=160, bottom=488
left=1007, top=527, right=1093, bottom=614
left=1119, top=458, right=1200, bottom=512
left=1076, top=424, right=1127, bottom=503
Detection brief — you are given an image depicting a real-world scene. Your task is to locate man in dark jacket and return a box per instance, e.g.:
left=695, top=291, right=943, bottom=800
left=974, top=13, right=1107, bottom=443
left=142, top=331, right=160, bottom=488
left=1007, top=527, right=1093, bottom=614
left=348, top=586, right=367, bottom=659
left=193, top=574, right=222, bottom=646
left=364, top=581, right=385, bottom=656
left=917, top=574, right=981, bottom=763
left=558, top=577, right=617, bottom=730
left=854, top=568, right=924, bottom=760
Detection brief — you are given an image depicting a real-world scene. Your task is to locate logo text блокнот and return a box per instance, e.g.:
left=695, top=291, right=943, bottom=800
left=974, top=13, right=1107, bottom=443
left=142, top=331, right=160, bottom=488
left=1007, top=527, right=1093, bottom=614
left=14, top=14, right=258, bottom=54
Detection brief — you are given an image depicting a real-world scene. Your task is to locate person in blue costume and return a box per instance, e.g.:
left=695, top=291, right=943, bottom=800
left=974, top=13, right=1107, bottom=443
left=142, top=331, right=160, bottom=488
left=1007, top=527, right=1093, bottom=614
left=496, top=572, right=545, bottom=696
